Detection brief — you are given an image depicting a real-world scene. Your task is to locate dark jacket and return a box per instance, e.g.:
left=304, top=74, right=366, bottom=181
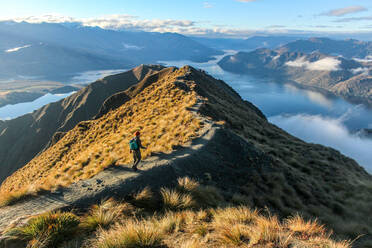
left=133, top=136, right=145, bottom=150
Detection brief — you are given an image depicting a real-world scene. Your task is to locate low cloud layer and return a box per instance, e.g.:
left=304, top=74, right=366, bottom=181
left=269, top=114, right=372, bottom=172
left=5, top=45, right=31, bottom=53
left=321, top=6, right=367, bottom=17
left=351, top=67, right=370, bottom=75
left=334, top=16, right=372, bottom=23
left=285, top=57, right=341, bottom=71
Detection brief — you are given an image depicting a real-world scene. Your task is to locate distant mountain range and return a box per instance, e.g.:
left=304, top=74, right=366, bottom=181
left=193, top=36, right=302, bottom=51
left=0, top=21, right=221, bottom=81
left=218, top=38, right=372, bottom=106
left=279, top=37, right=372, bottom=59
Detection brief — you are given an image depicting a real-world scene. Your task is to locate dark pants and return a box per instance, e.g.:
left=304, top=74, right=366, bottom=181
left=132, top=149, right=141, bottom=168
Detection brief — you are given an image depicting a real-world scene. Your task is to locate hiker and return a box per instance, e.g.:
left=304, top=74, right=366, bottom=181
left=129, top=131, right=146, bottom=171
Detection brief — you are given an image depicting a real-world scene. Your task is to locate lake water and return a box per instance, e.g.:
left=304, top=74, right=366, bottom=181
left=0, top=56, right=371, bottom=171
left=0, top=92, right=74, bottom=120
left=159, top=52, right=372, bottom=172
left=0, top=68, right=130, bottom=120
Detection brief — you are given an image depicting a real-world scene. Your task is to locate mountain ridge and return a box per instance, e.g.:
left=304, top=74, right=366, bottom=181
left=0, top=65, right=165, bottom=183
left=1, top=65, right=372, bottom=245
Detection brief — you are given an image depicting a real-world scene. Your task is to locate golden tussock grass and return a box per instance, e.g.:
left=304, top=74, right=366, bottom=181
left=4, top=178, right=351, bottom=248
left=0, top=67, right=203, bottom=204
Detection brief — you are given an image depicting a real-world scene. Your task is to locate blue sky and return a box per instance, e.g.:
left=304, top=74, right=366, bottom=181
left=1, top=0, right=372, bottom=37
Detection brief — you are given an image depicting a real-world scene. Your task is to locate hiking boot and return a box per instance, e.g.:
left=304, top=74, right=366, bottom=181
left=132, top=166, right=138, bottom=172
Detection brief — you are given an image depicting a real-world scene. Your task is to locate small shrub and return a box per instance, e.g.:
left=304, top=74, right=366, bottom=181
left=6, top=211, right=80, bottom=248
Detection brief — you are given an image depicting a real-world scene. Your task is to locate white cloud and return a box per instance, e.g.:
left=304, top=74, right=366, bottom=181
left=5, top=45, right=31, bottom=53
left=285, top=57, right=341, bottom=71
left=334, top=15, right=372, bottom=23
left=122, top=43, right=143, bottom=50
left=353, top=56, right=372, bottom=63
left=350, top=67, right=369, bottom=75
left=269, top=113, right=372, bottom=172
left=322, top=6, right=367, bottom=17
left=203, top=2, right=213, bottom=8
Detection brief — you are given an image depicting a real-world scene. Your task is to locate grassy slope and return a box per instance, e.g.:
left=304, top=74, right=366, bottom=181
left=3, top=178, right=351, bottom=248
left=1, top=65, right=372, bottom=245
left=0, top=67, right=202, bottom=195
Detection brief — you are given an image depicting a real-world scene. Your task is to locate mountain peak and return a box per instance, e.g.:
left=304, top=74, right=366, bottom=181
left=1, top=66, right=372, bottom=243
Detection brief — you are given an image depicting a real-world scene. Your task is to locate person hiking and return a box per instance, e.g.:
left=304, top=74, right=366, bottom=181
left=129, top=131, right=146, bottom=171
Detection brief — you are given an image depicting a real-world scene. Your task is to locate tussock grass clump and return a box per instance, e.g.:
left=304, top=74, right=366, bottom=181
left=0, top=190, right=34, bottom=207
left=94, top=219, right=164, bottom=248
left=212, top=206, right=258, bottom=226
left=131, top=186, right=158, bottom=209
left=80, top=198, right=134, bottom=231
left=5, top=180, right=351, bottom=248
left=155, top=211, right=187, bottom=234
left=176, top=177, right=224, bottom=208
left=218, top=224, right=251, bottom=246
left=286, top=214, right=326, bottom=239
left=6, top=211, right=80, bottom=248
left=160, top=188, right=196, bottom=211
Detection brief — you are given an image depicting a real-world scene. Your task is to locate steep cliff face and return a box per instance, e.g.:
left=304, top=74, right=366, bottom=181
left=0, top=65, right=165, bottom=183
left=1, top=66, right=372, bottom=243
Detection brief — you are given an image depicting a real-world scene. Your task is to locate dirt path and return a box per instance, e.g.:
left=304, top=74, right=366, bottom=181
left=0, top=121, right=216, bottom=234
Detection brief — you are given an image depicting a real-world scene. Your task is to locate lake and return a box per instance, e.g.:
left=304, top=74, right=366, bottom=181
left=0, top=92, right=74, bottom=120
left=159, top=52, right=372, bottom=172
left=0, top=56, right=371, bottom=171
left=0, top=68, right=130, bottom=120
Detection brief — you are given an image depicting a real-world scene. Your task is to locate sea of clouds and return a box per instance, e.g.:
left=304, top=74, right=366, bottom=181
left=285, top=56, right=341, bottom=71
left=270, top=113, right=372, bottom=172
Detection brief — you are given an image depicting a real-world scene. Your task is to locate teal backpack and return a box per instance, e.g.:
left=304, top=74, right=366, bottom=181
left=129, top=138, right=139, bottom=150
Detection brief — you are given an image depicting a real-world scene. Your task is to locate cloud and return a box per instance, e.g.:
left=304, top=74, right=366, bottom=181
left=334, top=16, right=372, bottom=23
left=81, top=14, right=195, bottom=31
left=269, top=113, right=372, bottom=172
left=266, top=25, right=286, bottom=29
left=5, top=45, right=31, bottom=53
left=3, top=14, right=196, bottom=32
left=285, top=57, right=341, bottom=71
left=321, top=6, right=367, bottom=17
left=203, top=2, right=213, bottom=8
left=350, top=67, right=370, bottom=75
